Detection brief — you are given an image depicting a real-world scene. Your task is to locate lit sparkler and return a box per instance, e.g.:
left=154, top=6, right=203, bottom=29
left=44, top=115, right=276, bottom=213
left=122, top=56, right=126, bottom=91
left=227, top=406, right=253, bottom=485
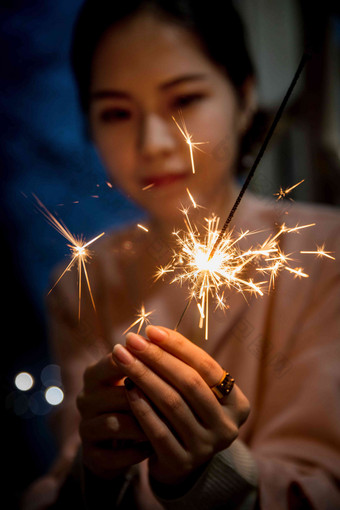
left=33, top=195, right=105, bottom=318
left=208, top=51, right=312, bottom=260
left=155, top=204, right=316, bottom=340
left=123, top=304, right=154, bottom=335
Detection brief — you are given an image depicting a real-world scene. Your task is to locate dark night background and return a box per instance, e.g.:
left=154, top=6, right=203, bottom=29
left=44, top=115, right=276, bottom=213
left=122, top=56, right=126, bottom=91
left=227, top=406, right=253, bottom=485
left=1, top=1, right=339, bottom=507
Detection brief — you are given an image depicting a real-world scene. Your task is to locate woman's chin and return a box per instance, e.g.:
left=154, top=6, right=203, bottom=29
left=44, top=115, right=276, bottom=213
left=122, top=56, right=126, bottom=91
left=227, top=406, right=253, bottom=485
left=138, top=190, right=191, bottom=223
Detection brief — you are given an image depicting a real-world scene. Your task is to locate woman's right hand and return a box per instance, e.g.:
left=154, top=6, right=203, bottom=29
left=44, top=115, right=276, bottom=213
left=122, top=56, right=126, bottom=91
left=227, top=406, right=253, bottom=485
left=77, top=352, right=152, bottom=479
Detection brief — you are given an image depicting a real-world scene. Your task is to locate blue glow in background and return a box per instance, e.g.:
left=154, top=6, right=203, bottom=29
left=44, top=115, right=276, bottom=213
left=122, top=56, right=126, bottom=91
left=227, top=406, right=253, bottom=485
left=1, top=0, right=142, bottom=314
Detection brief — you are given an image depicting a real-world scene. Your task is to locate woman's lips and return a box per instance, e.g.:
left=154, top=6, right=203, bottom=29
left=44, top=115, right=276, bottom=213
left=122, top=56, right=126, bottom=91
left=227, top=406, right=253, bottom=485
left=141, top=172, right=189, bottom=189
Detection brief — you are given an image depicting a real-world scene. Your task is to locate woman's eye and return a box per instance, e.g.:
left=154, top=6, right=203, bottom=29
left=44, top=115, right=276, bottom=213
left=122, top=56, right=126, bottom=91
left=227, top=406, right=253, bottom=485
left=99, top=108, right=131, bottom=123
left=172, top=93, right=204, bottom=109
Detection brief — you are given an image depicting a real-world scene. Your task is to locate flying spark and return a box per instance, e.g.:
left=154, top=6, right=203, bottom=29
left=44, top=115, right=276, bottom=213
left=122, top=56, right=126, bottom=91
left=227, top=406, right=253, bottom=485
left=300, top=244, right=335, bottom=260
left=123, top=304, right=154, bottom=335
left=33, top=195, right=105, bottom=319
left=142, top=183, right=155, bottom=191
left=274, top=179, right=305, bottom=201
left=172, top=112, right=207, bottom=174
left=186, top=188, right=197, bottom=208
left=137, top=224, right=149, bottom=232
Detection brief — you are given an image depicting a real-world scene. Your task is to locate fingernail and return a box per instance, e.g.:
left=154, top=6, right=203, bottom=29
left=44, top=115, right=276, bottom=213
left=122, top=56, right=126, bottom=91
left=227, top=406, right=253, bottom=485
left=145, top=325, right=168, bottom=343
left=126, top=332, right=148, bottom=351
left=124, top=377, right=135, bottom=390
left=112, top=344, right=135, bottom=365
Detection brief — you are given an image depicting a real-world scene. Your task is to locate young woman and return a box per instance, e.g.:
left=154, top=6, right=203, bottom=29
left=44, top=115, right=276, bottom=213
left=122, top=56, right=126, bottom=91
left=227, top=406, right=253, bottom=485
left=22, top=1, right=340, bottom=509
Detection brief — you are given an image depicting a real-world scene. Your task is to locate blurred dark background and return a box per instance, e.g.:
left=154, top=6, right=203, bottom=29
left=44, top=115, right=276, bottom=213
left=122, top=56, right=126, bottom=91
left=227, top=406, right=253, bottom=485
left=1, top=0, right=339, bottom=507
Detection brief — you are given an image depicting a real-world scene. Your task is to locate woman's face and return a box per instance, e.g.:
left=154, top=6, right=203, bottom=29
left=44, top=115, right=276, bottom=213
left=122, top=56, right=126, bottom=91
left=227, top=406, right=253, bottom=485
left=89, top=11, right=252, bottom=223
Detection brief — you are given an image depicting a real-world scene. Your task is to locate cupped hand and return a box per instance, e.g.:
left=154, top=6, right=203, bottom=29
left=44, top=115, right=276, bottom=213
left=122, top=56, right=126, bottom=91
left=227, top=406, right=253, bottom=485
left=20, top=475, right=61, bottom=510
left=112, top=326, right=250, bottom=486
left=76, top=352, right=152, bottom=479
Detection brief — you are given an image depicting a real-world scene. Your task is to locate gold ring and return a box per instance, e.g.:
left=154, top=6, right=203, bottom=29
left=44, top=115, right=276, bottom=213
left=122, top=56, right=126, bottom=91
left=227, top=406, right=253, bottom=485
left=211, top=370, right=235, bottom=401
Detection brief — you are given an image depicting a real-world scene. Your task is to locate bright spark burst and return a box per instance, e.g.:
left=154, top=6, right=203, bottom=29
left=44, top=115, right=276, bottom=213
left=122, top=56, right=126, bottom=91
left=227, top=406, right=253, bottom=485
left=123, top=304, right=154, bottom=335
left=172, top=112, right=207, bottom=174
left=274, top=179, right=305, bottom=201
left=33, top=195, right=105, bottom=319
left=155, top=204, right=318, bottom=340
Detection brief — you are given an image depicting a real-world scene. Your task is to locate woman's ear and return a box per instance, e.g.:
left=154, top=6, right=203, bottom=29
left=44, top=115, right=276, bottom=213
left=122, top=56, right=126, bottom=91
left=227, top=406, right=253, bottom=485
left=238, top=76, right=257, bottom=135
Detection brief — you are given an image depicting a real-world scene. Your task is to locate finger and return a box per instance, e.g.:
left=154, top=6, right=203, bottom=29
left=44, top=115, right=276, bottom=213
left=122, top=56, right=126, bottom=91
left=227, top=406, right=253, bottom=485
left=145, top=326, right=245, bottom=417
left=145, top=325, right=224, bottom=387
left=124, top=384, right=185, bottom=463
left=79, top=413, right=148, bottom=442
left=77, top=386, right=130, bottom=418
left=83, top=353, right=126, bottom=390
left=112, top=344, right=203, bottom=445
left=123, top=333, right=224, bottom=425
left=126, top=330, right=248, bottom=426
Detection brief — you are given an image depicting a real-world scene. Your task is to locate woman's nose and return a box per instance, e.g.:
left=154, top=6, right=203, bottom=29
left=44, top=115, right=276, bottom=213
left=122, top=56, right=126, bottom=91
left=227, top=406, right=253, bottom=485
left=139, top=113, right=176, bottom=159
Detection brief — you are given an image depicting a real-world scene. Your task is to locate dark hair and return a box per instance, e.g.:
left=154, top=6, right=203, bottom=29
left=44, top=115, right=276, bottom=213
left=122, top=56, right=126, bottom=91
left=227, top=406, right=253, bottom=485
left=71, top=0, right=255, bottom=113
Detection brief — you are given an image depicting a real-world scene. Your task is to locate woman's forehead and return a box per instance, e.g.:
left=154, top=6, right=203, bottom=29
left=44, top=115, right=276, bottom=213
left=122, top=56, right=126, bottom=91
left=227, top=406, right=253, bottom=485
left=90, top=11, right=217, bottom=92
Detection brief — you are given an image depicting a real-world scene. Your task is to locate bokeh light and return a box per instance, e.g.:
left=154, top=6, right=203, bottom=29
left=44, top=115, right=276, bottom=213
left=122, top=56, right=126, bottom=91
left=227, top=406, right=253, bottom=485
left=40, top=364, right=62, bottom=387
left=44, top=386, right=64, bottom=406
left=14, top=372, right=34, bottom=391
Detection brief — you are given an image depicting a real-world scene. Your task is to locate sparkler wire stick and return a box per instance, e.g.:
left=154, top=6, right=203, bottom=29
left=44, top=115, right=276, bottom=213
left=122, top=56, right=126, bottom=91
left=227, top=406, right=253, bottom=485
left=174, top=297, right=193, bottom=332
left=208, top=50, right=311, bottom=260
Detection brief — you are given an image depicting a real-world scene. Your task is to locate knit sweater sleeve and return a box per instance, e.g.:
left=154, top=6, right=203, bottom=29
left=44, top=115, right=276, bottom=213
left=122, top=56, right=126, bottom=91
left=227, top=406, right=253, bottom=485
left=151, top=439, right=258, bottom=510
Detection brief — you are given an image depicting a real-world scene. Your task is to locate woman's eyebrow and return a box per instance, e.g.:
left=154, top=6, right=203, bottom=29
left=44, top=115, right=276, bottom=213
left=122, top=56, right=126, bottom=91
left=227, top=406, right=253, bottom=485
left=160, top=73, right=208, bottom=90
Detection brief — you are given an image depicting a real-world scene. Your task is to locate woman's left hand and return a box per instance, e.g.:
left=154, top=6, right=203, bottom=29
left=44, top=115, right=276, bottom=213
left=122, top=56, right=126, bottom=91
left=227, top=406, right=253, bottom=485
left=112, top=325, right=250, bottom=487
